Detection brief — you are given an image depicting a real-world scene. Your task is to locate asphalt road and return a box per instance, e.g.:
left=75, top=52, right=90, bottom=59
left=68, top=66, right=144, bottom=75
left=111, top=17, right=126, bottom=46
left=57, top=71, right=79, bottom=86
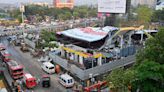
left=1, top=37, right=72, bottom=92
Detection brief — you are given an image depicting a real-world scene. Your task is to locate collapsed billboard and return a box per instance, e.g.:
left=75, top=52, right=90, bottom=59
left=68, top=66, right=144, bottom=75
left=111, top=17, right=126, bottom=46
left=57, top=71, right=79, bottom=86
left=60, top=26, right=118, bottom=42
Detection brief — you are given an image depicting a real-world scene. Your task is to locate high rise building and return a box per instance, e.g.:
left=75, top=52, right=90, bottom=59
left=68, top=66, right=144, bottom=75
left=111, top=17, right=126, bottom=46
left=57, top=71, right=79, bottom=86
left=53, top=0, right=74, bottom=9
left=131, top=0, right=157, bottom=8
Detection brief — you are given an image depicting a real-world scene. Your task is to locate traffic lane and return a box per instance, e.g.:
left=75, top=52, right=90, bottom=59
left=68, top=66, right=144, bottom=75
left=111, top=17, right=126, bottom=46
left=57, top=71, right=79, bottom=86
left=12, top=46, right=69, bottom=92
left=12, top=47, right=68, bottom=92
left=2, top=39, right=42, bottom=76
left=1, top=38, right=66, bottom=92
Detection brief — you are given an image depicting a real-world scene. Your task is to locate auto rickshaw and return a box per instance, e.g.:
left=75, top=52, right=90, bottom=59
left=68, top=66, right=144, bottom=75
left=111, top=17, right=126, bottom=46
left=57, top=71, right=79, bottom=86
left=41, top=75, right=50, bottom=87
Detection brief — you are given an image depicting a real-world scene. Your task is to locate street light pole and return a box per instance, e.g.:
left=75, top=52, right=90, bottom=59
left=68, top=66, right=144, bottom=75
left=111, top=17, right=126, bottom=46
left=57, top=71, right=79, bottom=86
left=21, top=12, right=24, bottom=23
left=20, top=4, right=25, bottom=23
left=20, top=4, right=25, bottom=35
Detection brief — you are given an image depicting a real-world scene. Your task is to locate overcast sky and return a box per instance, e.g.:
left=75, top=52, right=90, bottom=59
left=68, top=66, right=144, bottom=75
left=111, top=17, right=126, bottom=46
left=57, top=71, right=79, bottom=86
left=0, top=0, right=97, bottom=6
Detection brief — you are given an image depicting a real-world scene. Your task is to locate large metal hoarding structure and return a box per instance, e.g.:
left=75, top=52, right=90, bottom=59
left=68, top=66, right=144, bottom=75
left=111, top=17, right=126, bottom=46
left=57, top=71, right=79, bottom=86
left=98, top=0, right=127, bottom=13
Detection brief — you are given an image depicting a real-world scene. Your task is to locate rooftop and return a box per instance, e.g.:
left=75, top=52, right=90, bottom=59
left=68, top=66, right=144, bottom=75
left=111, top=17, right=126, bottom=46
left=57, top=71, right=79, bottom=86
left=43, top=62, right=54, bottom=68
left=60, top=74, right=73, bottom=80
left=24, top=73, right=33, bottom=79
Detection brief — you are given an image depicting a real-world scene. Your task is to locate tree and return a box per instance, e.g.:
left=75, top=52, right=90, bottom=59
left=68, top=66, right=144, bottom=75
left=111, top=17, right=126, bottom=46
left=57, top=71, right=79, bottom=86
left=105, top=27, right=164, bottom=92
left=136, top=5, right=153, bottom=27
left=38, top=30, right=57, bottom=49
left=88, top=8, right=97, bottom=17
left=58, top=14, right=66, bottom=21
left=133, top=27, right=164, bottom=92
left=64, top=12, right=72, bottom=20
left=73, top=12, right=79, bottom=19
left=40, top=29, right=56, bottom=42
left=152, top=9, right=164, bottom=22
left=105, top=68, right=135, bottom=92
left=132, top=60, right=164, bottom=92
left=136, top=27, right=164, bottom=64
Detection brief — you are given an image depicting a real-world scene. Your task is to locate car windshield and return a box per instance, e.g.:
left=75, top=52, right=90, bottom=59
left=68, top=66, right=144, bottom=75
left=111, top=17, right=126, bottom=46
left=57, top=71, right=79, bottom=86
left=49, top=67, right=54, bottom=69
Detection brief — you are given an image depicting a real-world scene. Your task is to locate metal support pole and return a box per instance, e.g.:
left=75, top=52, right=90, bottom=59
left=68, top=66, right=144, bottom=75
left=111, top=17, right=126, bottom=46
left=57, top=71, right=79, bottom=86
left=21, top=12, right=24, bottom=24
left=140, top=32, right=144, bottom=43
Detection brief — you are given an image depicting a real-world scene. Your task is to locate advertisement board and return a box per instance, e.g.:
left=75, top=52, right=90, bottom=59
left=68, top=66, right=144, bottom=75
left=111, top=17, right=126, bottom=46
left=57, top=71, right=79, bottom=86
left=98, top=0, right=127, bottom=13
left=20, top=5, right=25, bottom=12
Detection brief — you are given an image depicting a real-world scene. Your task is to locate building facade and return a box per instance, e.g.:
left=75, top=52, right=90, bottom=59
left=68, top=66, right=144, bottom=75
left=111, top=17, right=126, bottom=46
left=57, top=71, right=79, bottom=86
left=131, top=0, right=157, bottom=8
left=53, top=0, right=74, bottom=9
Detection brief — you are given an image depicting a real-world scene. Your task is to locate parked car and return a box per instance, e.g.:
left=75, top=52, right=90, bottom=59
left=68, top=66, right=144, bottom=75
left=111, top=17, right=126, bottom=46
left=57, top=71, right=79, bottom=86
left=41, top=62, right=55, bottom=74
left=58, top=74, right=74, bottom=88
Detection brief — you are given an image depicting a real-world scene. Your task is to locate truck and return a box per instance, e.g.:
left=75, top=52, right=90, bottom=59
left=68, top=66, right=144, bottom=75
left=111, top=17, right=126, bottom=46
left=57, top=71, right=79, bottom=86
left=23, top=73, right=37, bottom=89
left=0, top=50, right=12, bottom=62
left=0, top=43, right=5, bottom=51
left=20, top=43, right=29, bottom=52
left=6, top=60, right=24, bottom=80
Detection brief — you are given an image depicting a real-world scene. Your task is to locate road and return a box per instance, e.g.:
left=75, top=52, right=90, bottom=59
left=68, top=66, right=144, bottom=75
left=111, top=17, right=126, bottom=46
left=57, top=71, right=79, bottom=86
left=1, top=37, right=71, bottom=92
left=0, top=19, right=102, bottom=36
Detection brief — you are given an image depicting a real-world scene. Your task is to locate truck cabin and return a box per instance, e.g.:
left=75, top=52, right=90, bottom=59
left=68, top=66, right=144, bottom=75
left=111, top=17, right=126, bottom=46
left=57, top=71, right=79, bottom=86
left=7, top=60, right=24, bottom=79
left=42, top=75, right=50, bottom=87
left=24, top=73, right=37, bottom=88
left=0, top=50, right=12, bottom=62
left=84, top=81, right=108, bottom=92
left=11, top=65, right=23, bottom=74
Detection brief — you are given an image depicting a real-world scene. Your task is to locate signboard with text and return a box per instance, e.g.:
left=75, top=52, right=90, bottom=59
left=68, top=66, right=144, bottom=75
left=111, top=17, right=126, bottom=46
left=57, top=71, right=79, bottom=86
left=98, top=0, right=127, bottom=13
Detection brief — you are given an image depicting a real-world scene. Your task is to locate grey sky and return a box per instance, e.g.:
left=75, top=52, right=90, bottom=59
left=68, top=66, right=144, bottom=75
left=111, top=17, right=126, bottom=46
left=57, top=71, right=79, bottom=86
left=0, top=0, right=97, bottom=6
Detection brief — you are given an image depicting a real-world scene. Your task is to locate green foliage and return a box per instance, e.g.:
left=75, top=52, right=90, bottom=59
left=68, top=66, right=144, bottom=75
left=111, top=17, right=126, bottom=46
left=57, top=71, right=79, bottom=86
left=105, top=68, right=135, bottom=91
left=106, top=27, right=164, bottom=92
left=132, top=61, right=164, bottom=92
left=152, top=8, right=164, bottom=22
left=40, top=29, right=56, bottom=42
left=8, top=9, right=22, bottom=22
left=136, top=27, right=164, bottom=64
left=73, top=11, right=79, bottom=19
left=24, top=5, right=97, bottom=21
left=136, top=5, right=153, bottom=27
left=36, top=30, right=58, bottom=49
left=134, top=27, right=164, bottom=92
left=58, top=11, right=72, bottom=20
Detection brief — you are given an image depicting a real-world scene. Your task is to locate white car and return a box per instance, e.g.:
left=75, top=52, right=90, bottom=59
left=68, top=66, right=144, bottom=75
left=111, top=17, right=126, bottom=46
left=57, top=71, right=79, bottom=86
left=58, top=74, right=74, bottom=88
left=41, top=62, right=55, bottom=74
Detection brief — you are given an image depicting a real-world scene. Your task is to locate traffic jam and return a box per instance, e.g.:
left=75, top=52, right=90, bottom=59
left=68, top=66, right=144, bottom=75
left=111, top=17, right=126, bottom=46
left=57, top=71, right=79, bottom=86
left=0, top=42, right=74, bottom=91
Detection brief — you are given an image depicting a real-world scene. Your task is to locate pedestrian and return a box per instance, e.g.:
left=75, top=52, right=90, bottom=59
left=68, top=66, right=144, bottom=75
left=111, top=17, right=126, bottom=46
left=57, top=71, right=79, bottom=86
left=19, top=80, right=23, bottom=89
left=2, top=62, right=5, bottom=67
left=37, top=78, right=40, bottom=85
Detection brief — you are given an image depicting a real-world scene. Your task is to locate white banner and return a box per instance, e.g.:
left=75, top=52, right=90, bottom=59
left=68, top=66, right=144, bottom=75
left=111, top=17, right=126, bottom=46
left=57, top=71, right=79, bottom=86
left=98, top=0, right=127, bottom=13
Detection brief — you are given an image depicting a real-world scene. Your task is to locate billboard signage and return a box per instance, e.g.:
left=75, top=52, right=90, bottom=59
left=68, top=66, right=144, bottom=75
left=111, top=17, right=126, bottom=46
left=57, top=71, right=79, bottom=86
left=98, top=0, right=127, bottom=13
left=20, top=5, right=25, bottom=12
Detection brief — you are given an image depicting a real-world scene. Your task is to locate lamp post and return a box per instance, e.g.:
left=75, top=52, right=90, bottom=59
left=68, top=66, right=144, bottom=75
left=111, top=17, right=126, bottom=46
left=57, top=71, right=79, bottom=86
left=20, top=4, right=25, bottom=23
left=20, top=4, right=25, bottom=35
